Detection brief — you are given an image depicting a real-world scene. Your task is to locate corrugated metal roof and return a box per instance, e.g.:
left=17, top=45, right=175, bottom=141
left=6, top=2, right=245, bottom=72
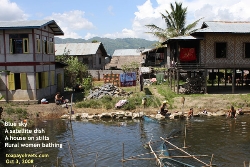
left=193, top=21, right=250, bottom=33
left=112, top=49, right=151, bottom=56
left=0, top=20, right=64, bottom=35
left=55, top=43, right=103, bottom=55
left=162, top=35, right=203, bottom=44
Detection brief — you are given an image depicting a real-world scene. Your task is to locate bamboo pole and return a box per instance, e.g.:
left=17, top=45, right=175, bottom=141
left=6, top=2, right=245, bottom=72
left=210, top=154, right=214, bottom=166
left=148, top=141, right=163, bottom=167
left=160, top=137, right=210, bottom=166
left=122, top=143, right=125, bottom=162
left=159, top=155, right=209, bottom=158
left=124, top=158, right=156, bottom=161
left=94, top=152, right=98, bottom=167
left=70, top=93, right=73, bottom=122
left=183, top=125, right=187, bottom=148
left=67, top=141, right=76, bottom=167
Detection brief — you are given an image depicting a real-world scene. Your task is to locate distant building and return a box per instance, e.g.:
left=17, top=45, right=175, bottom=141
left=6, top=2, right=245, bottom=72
left=0, top=20, right=64, bottom=102
left=55, top=43, right=108, bottom=70
left=106, top=49, right=150, bottom=69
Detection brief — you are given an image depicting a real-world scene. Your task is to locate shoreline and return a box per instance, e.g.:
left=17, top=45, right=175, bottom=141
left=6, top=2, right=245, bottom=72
left=2, top=92, right=250, bottom=124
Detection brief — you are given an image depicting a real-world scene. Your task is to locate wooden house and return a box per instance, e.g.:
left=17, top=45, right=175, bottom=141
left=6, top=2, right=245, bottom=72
left=0, top=20, right=64, bottom=102
left=163, top=21, right=250, bottom=94
left=55, top=42, right=108, bottom=70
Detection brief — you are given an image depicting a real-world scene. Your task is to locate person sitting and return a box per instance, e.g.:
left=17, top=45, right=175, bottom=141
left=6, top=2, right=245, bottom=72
left=55, top=92, right=63, bottom=105
left=227, top=105, right=236, bottom=118
left=202, top=108, right=208, bottom=114
left=187, top=108, right=194, bottom=118
left=237, top=108, right=244, bottom=115
left=160, top=100, right=168, bottom=116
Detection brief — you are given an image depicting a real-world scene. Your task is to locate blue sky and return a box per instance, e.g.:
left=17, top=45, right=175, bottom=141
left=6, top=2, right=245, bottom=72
left=1, top=0, right=250, bottom=40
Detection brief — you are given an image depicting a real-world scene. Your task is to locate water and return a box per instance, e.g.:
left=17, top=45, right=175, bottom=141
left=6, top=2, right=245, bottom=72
left=1, top=115, right=250, bottom=167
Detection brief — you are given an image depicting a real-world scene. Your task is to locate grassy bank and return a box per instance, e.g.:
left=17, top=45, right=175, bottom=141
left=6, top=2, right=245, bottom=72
left=74, top=81, right=250, bottom=113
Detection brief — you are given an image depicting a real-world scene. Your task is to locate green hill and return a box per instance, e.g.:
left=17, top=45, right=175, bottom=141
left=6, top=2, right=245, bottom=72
left=55, top=37, right=157, bottom=56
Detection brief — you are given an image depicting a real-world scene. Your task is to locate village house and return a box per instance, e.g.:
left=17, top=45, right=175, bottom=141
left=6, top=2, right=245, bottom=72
left=0, top=20, right=64, bottom=102
left=163, top=21, right=250, bottom=94
left=106, top=49, right=151, bottom=70
left=55, top=42, right=108, bottom=70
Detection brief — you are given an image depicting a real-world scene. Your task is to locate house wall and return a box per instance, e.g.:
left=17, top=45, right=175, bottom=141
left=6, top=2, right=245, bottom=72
left=200, top=34, right=250, bottom=68
left=0, top=26, right=61, bottom=102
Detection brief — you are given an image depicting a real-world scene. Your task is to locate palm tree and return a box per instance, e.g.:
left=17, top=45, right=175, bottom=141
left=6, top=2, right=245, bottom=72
left=146, top=2, right=202, bottom=43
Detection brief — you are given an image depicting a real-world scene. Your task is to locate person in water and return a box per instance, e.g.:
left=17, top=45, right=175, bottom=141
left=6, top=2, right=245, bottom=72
left=160, top=100, right=168, bottom=116
left=187, top=108, right=194, bottom=118
left=227, top=105, right=236, bottom=118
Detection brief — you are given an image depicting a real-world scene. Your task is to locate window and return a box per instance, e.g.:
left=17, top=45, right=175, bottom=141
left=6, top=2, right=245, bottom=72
left=9, top=34, right=29, bottom=54
left=36, top=72, right=49, bottom=89
left=244, top=43, right=250, bottom=58
left=48, top=37, right=54, bottom=54
left=8, top=73, right=27, bottom=90
left=50, top=71, right=55, bottom=85
left=99, top=57, right=101, bottom=64
left=215, top=42, right=227, bottom=58
left=82, top=58, right=89, bottom=64
left=43, top=37, right=48, bottom=54
left=36, top=35, right=41, bottom=53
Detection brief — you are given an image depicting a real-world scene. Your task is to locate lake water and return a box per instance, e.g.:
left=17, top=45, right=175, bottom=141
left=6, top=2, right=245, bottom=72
left=1, top=115, right=250, bottom=167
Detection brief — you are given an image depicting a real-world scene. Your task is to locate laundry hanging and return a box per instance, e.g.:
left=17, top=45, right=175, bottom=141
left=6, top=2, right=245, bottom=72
left=179, top=48, right=197, bottom=61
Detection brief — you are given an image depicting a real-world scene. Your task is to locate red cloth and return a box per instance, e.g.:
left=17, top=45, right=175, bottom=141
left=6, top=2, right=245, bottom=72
left=179, top=48, right=196, bottom=61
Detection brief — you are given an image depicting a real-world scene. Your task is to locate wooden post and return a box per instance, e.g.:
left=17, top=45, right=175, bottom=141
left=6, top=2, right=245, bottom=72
left=173, top=69, right=175, bottom=92
left=177, top=69, right=179, bottom=94
left=183, top=125, right=187, bottom=148
left=68, top=141, right=76, bottom=167
left=70, top=93, right=73, bottom=122
left=122, top=143, right=125, bottom=162
left=232, top=69, right=235, bottom=93
left=210, top=154, right=214, bottom=166
left=205, top=69, right=208, bottom=94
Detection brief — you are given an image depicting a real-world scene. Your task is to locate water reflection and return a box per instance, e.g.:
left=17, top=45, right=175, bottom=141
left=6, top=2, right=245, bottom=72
left=1, top=115, right=250, bottom=167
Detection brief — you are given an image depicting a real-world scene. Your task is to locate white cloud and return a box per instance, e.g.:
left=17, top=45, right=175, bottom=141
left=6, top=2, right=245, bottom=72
left=45, top=10, right=96, bottom=39
left=108, top=0, right=250, bottom=41
left=84, top=33, right=98, bottom=40
left=0, top=0, right=27, bottom=21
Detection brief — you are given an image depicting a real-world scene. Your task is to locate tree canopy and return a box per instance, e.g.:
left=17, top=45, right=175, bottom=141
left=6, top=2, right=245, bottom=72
left=56, top=48, right=88, bottom=88
left=145, top=2, right=202, bottom=44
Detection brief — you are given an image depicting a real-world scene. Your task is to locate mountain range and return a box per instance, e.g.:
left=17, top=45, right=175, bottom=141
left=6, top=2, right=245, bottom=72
left=55, top=37, right=157, bottom=56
